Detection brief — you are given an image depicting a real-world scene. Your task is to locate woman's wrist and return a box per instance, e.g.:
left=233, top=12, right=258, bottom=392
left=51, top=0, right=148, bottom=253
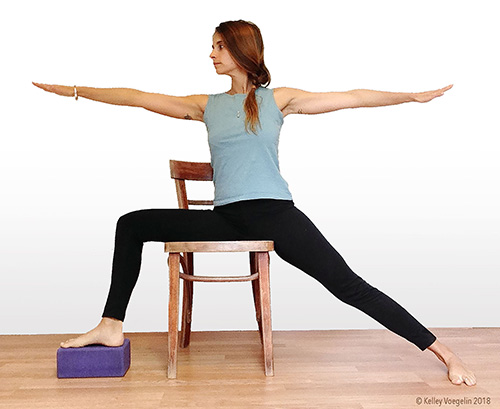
left=407, top=92, right=417, bottom=103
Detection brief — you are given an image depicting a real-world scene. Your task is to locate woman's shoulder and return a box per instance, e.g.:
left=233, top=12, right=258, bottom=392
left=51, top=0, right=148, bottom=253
left=271, top=86, right=297, bottom=98
left=270, top=87, right=296, bottom=113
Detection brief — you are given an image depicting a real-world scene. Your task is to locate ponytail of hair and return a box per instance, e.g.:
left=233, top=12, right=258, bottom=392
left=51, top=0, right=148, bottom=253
left=244, top=63, right=270, bottom=133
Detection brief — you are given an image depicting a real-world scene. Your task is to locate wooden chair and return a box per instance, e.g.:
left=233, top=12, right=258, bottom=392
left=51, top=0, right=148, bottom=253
left=165, top=159, right=275, bottom=379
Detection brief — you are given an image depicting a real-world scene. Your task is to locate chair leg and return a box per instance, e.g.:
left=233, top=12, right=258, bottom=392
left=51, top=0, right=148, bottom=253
left=168, top=252, right=180, bottom=379
left=256, top=251, right=274, bottom=377
left=250, top=252, right=263, bottom=343
left=180, top=252, right=194, bottom=348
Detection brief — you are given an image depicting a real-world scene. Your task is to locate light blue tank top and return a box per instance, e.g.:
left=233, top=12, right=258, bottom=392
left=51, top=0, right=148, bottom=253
left=203, top=87, right=293, bottom=206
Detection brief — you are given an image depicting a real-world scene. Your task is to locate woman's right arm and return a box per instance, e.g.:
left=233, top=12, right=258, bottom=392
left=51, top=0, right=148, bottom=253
left=32, top=82, right=208, bottom=122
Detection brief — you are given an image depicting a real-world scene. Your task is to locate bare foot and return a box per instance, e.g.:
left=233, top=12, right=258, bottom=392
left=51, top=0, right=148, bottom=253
left=427, top=339, right=477, bottom=386
left=60, top=317, right=124, bottom=348
left=446, top=353, right=477, bottom=386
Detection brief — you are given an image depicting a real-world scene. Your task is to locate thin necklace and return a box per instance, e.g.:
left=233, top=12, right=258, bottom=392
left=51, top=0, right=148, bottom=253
left=226, top=92, right=242, bottom=118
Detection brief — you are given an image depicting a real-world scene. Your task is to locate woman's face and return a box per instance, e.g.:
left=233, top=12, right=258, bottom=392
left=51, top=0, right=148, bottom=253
left=210, top=32, right=241, bottom=76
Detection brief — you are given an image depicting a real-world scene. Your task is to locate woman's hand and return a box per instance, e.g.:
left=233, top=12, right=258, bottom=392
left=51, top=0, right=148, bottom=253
left=32, top=82, right=74, bottom=97
left=412, top=84, right=453, bottom=103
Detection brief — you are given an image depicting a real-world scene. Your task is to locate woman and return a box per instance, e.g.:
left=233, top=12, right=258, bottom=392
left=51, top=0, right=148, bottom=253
left=33, top=20, right=476, bottom=386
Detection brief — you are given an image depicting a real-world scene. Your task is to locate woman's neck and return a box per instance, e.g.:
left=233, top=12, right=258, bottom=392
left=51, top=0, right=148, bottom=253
left=227, top=74, right=253, bottom=95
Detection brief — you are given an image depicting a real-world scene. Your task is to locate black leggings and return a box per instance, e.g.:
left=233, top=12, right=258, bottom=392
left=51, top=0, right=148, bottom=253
left=103, top=199, right=436, bottom=351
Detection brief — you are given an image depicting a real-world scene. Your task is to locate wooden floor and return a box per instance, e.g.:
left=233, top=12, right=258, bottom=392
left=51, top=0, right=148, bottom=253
left=0, top=328, right=498, bottom=409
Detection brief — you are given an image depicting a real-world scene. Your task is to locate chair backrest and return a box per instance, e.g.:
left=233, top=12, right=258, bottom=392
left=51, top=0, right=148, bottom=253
left=169, top=160, right=214, bottom=209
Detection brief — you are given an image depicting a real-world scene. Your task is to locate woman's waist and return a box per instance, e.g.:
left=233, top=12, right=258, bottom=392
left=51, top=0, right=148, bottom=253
left=214, top=198, right=294, bottom=216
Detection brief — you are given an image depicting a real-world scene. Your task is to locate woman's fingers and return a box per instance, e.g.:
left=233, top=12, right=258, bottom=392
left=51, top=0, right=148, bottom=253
left=414, top=84, right=453, bottom=103
left=32, top=82, right=53, bottom=92
left=32, top=82, right=46, bottom=90
left=435, top=84, right=453, bottom=97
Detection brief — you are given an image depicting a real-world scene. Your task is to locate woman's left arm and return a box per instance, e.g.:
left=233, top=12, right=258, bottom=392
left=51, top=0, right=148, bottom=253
left=274, top=85, right=453, bottom=117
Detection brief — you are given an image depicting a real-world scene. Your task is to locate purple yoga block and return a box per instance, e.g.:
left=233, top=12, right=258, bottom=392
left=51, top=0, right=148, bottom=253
left=57, top=338, right=130, bottom=378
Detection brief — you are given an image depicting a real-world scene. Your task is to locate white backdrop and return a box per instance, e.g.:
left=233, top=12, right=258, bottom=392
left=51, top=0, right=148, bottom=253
left=1, top=0, right=498, bottom=336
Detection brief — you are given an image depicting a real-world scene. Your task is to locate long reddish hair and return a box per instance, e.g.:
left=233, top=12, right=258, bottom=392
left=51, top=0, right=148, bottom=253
left=215, top=20, right=271, bottom=134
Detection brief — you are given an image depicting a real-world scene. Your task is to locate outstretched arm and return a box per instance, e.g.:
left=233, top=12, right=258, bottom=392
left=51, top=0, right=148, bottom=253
left=32, top=82, right=208, bottom=121
left=274, top=85, right=453, bottom=117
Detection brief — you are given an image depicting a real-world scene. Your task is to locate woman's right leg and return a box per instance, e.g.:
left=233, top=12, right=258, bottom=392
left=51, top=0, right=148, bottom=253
left=103, top=208, right=245, bottom=321
left=61, top=208, right=244, bottom=348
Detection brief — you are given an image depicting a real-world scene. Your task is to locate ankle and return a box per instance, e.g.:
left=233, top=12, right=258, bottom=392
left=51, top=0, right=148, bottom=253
left=428, top=340, right=455, bottom=365
left=101, top=317, right=123, bottom=328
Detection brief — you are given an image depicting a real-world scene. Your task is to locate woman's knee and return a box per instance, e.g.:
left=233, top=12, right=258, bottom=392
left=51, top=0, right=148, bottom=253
left=115, top=209, right=188, bottom=243
left=115, top=209, right=151, bottom=234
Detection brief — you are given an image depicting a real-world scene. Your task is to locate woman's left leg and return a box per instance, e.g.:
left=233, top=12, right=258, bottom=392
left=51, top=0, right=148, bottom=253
left=244, top=200, right=475, bottom=385
left=250, top=202, right=436, bottom=351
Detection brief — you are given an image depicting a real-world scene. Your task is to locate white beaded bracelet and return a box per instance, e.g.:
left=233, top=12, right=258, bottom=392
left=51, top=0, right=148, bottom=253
left=74, top=85, right=78, bottom=101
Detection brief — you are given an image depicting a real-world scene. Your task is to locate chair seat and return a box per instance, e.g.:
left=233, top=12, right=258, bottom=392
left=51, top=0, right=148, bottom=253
left=164, top=240, right=274, bottom=253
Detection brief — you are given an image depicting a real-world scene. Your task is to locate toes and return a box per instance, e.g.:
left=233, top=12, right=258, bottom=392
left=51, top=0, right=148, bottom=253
left=449, top=373, right=477, bottom=386
left=60, top=339, right=74, bottom=348
left=60, top=338, right=86, bottom=348
left=465, top=375, right=477, bottom=386
left=449, top=372, right=464, bottom=385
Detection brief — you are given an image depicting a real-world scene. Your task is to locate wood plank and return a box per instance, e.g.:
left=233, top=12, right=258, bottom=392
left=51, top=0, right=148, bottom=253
left=164, top=240, right=274, bottom=253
